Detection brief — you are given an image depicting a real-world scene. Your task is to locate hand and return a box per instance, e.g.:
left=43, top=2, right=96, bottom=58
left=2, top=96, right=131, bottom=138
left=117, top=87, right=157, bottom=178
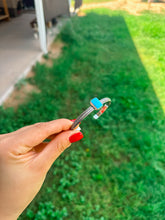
left=0, top=119, right=83, bottom=220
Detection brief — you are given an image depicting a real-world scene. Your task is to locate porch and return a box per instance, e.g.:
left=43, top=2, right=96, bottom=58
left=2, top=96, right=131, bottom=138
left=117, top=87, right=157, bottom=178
left=0, top=12, right=61, bottom=104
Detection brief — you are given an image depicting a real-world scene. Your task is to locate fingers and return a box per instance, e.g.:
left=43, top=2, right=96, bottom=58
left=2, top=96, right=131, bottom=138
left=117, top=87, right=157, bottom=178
left=34, top=130, right=83, bottom=172
left=11, top=119, right=73, bottom=155
left=6, top=119, right=84, bottom=172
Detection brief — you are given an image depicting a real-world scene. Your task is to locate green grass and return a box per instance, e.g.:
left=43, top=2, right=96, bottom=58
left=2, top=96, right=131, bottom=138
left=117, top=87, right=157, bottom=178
left=1, top=8, right=165, bottom=220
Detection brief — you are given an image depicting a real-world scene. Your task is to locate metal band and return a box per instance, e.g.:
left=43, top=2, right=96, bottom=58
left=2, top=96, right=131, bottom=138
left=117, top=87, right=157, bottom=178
left=71, top=97, right=111, bottom=130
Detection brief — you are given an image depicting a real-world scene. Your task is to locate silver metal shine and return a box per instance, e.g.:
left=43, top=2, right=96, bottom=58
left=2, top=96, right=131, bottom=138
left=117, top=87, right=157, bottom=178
left=71, top=97, right=111, bottom=130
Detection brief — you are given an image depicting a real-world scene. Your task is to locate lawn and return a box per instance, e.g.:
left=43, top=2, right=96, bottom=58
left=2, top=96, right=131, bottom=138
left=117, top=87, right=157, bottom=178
left=1, top=8, right=165, bottom=220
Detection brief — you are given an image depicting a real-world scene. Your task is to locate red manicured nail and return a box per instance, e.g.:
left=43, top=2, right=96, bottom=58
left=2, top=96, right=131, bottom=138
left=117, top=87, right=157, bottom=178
left=70, top=119, right=81, bottom=124
left=69, top=132, right=84, bottom=143
left=70, top=119, right=76, bottom=122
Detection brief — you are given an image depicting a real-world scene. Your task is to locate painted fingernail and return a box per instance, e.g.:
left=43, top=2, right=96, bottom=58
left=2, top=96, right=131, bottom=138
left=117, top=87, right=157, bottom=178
left=70, top=119, right=76, bottom=122
left=69, top=132, right=84, bottom=143
left=70, top=119, right=81, bottom=124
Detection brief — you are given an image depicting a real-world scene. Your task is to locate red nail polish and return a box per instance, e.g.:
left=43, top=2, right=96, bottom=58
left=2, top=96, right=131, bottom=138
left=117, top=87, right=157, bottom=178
left=70, top=119, right=81, bottom=124
left=69, top=132, right=84, bottom=143
left=70, top=119, right=76, bottom=122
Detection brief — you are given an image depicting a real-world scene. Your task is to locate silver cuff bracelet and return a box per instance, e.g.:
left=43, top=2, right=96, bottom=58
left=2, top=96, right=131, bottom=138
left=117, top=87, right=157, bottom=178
left=71, top=97, right=111, bottom=130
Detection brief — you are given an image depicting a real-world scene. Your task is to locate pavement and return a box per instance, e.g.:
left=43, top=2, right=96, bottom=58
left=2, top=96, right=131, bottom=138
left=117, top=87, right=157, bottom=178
left=0, top=12, right=59, bottom=105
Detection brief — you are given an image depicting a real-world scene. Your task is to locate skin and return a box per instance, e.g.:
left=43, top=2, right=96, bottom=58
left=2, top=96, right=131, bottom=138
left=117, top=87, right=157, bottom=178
left=0, top=119, right=80, bottom=220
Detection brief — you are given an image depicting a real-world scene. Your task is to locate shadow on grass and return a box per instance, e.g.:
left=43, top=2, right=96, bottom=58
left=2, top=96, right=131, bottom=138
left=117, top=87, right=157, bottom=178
left=1, top=12, right=165, bottom=219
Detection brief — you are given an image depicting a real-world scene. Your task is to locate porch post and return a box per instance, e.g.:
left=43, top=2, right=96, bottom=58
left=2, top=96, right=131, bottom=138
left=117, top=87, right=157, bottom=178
left=68, top=0, right=71, bottom=6
left=34, top=0, right=48, bottom=54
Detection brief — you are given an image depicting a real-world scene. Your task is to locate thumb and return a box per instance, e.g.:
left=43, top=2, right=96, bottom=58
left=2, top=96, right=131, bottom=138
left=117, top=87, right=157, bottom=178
left=35, top=130, right=84, bottom=171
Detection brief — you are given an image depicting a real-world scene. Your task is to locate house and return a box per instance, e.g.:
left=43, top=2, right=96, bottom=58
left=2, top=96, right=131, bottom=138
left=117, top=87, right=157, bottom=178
left=0, top=0, right=83, bottom=104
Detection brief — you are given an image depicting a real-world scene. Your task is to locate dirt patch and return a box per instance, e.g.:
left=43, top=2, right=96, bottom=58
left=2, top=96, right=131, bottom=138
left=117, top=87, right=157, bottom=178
left=77, top=11, right=86, bottom=16
left=82, top=0, right=165, bottom=15
left=4, top=83, right=40, bottom=109
left=41, top=40, right=64, bottom=67
left=40, top=56, right=53, bottom=67
left=26, top=70, right=35, bottom=78
left=49, top=40, right=64, bottom=59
